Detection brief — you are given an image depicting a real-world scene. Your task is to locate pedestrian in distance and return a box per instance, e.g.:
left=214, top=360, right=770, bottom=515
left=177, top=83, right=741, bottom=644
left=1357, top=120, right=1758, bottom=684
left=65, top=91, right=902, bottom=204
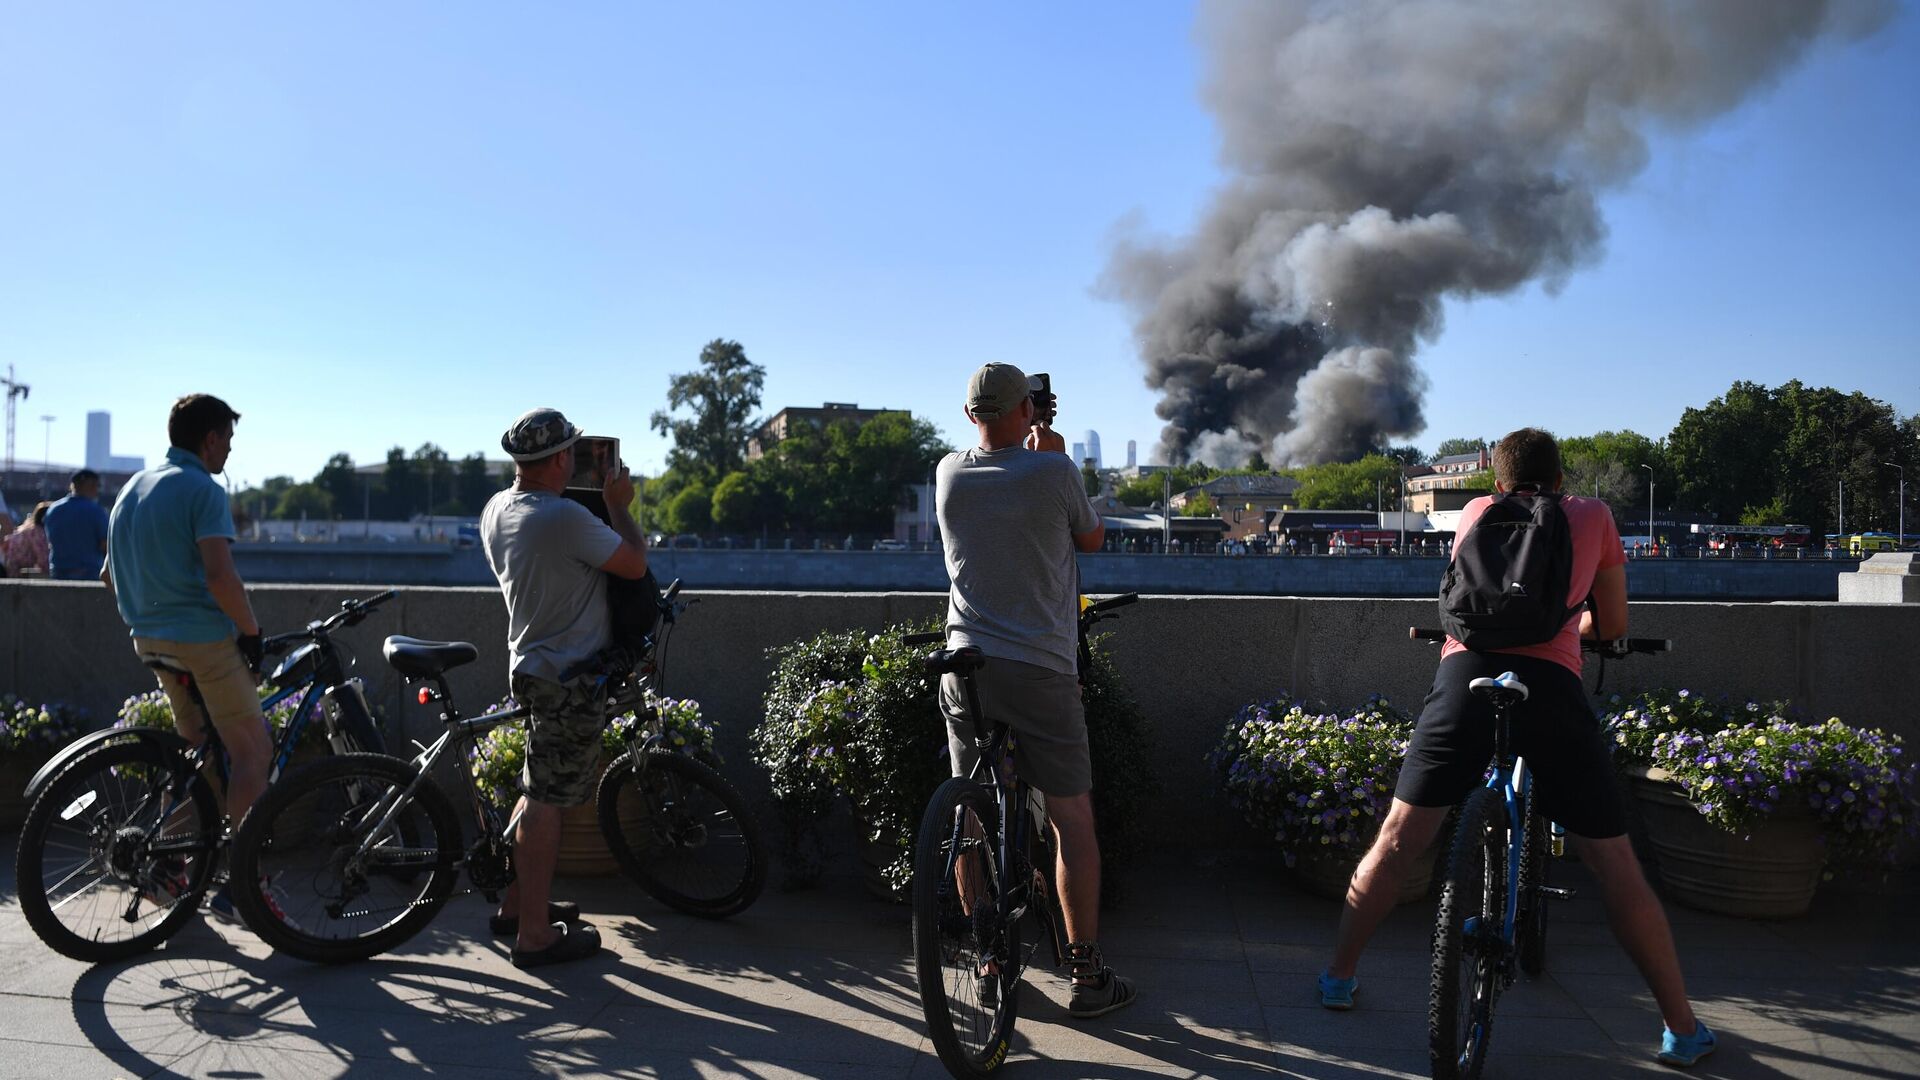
left=481, top=407, right=651, bottom=968
left=934, top=362, right=1137, bottom=1019
left=3, top=501, right=53, bottom=577
left=45, top=468, right=110, bottom=581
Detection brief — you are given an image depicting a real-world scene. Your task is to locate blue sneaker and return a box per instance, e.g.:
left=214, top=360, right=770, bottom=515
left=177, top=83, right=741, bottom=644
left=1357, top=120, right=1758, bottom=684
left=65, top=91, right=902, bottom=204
left=1658, top=1021, right=1717, bottom=1067
left=205, top=883, right=239, bottom=923
left=1318, top=971, right=1358, bottom=1010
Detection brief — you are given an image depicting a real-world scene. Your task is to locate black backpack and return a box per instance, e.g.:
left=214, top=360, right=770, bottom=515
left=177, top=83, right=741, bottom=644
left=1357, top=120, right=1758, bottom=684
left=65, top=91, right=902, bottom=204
left=1438, top=488, right=1576, bottom=650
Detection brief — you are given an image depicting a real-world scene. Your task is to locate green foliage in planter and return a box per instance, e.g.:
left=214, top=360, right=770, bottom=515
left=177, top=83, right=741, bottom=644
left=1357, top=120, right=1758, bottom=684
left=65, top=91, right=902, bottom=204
left=1605, top=690, right=1920, bottom=866
left=0, top=695, right=88, bottom=755
left=752, top=618, right=1160, bottom=895
left=467, top=691, right=716, bottom=811
left=113, top=686, right=322, bottom=748
left=1211, top=692, right=1413, bottom=865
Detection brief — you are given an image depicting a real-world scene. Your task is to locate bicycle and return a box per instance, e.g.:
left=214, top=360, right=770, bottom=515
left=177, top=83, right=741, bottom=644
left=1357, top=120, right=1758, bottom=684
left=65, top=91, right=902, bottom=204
left=225, top=577, right=769, bottom=964
left=14, top=589, right=398, bottom=962
left=908, top=593, right=1138, bottom=1079
left=1408, top=626, right=1669, bottom=1080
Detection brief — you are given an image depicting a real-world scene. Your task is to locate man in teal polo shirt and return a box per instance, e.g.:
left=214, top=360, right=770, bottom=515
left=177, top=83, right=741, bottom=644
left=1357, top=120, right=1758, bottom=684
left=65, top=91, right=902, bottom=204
left=105, top=394, right=268, bottom=844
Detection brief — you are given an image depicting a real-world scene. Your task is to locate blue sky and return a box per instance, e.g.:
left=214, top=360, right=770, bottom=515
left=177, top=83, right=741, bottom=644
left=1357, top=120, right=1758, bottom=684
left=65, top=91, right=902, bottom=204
left=1, top=2, right=1914, bottom=489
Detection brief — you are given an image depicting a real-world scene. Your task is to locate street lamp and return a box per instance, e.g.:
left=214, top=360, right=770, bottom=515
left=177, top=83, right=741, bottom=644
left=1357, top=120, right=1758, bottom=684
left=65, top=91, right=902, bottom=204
left=1886, top=462, right=1906, bottom=551
left=1640, top=464, right=1655, bottom=556
left=38, top=415, right=54, bottom=498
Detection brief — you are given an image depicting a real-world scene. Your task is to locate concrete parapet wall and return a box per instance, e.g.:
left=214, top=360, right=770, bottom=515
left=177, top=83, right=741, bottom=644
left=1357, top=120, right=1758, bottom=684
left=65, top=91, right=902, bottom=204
left=231, top=545, right=1859, bottom=600
left=5, top=581, right=1916, bottom=842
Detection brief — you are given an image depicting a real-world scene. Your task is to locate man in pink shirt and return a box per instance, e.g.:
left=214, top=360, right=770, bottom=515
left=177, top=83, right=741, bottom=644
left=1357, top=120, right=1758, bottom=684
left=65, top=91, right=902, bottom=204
left=1318, top=428, right=1714, bottom=1068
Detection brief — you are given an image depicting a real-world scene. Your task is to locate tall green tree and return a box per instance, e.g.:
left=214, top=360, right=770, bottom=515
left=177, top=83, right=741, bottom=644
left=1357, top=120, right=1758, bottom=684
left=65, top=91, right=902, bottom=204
left=650, top=338, right=766, bottom=479
left=1558, top=430, right=1664, bottom=518
left=1083, top=462, right=1101, bottom=497
left=1434, top=438, right=1486, bottom=459
left=315, top=453, right=362, bottom=517
left=453, top=453, right=496, bottom=514
left=1288, top=454, right=1402, bottom=510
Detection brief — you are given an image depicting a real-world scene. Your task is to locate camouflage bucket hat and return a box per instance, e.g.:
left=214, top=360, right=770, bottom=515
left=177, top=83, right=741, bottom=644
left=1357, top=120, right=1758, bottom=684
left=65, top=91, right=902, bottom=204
left=501, top=408, right=583, bottom=462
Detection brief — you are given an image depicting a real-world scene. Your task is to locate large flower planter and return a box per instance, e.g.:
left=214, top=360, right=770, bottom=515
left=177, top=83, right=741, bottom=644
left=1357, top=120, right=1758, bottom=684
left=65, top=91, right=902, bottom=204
left=0, top=753, right=50, bottom=831
left=1623, top=763, right=1824, bottom=919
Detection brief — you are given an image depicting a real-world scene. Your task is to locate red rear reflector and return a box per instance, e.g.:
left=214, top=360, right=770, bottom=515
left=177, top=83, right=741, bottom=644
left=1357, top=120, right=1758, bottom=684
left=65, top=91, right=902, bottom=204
left=417, top=687, right=433, bottom=705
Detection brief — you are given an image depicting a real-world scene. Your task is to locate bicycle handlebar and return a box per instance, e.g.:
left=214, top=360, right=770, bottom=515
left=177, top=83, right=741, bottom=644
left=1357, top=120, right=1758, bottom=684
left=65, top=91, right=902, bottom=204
left=1407, top=627, right=1671, bottom=655
left=263, top=590, right=398, bottom=653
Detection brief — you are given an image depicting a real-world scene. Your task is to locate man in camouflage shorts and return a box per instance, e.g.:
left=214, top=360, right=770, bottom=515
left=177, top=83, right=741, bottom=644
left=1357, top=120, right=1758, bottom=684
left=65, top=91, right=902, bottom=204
left=481, top=408, right=651, bottom=968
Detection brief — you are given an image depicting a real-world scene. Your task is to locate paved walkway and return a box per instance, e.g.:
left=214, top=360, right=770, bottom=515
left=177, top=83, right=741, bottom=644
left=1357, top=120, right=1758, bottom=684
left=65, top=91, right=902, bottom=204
left=1, top=839, right=1915, bottom=1079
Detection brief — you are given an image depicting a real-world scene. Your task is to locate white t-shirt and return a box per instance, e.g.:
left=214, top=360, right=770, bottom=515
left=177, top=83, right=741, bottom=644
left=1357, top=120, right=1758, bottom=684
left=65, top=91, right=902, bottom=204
left=481, top=489, right=623, bottom=681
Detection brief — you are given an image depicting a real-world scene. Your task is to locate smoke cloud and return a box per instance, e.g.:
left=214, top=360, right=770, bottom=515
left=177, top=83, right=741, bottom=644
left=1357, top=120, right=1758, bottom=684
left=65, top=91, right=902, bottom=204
left=1103, top=0, right=1892, bottom=466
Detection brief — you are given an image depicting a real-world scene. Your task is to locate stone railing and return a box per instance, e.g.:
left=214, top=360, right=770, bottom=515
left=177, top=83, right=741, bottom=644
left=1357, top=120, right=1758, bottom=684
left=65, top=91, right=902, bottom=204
left=4, top=581, right=1915, bottom=840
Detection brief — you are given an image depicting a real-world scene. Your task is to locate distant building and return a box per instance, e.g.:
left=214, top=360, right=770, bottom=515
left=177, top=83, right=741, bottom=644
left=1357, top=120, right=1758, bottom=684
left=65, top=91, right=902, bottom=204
left=1169, top=474, right=1301, bottom=540
left=1125, top=440, right=1136, bottom=469
left=1406, top=449, right=1490, bottom=494
left=1071, top=441, right=1085, bottom=465
left=1082, top=430, right=1102, bottom=470
left=85, top=411, right=144, bottom=473
left=747, top=402, right=903, bottom=460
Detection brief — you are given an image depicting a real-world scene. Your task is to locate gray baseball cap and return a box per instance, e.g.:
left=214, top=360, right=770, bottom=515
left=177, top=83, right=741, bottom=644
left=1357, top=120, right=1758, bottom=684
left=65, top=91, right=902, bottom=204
left=501, top=407, right=583, bottom=462
left=966, top=362, right=1031, bottom=420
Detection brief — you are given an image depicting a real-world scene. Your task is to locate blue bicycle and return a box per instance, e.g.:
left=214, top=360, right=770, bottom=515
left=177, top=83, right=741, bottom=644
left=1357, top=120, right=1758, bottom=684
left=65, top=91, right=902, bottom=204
left=14, top=590, right=397, bottom=962
left=1409, top=627, right=1668, bottom=1080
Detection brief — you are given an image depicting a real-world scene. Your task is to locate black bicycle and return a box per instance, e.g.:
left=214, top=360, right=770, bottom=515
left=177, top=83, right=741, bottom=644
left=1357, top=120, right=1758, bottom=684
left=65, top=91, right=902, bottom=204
left=13, top=590, right=397, bottom=962
left=909, top=593, right=1138, bottom=1078
left=226, top=578, right=768, bottom=964
left=1408, top=627, right=1669, bottom=1080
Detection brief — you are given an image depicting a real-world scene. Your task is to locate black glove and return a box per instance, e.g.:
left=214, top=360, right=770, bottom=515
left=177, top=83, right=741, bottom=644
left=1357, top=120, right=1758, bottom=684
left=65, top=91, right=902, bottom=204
left=237, top=632, right=265, bottom=675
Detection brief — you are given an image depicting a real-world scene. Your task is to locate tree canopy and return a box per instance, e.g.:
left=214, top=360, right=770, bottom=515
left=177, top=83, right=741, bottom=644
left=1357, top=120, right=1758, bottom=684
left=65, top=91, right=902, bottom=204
left=650, top=338, right=766, bottom=480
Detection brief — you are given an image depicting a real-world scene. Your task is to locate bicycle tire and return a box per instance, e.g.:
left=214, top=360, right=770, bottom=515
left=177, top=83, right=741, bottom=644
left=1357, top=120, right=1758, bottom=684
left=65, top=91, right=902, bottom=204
left=596, top=748, right=767, bottom=918
left=1516, top=809, right=1549, bottom=977
left=1429, top=786, right=1506, bottom=1080
left=15, top=740, right=222, bottom=962
left=914, top=776, right=1018, bottom=1078
left=228, top=752, right=461, bottom=964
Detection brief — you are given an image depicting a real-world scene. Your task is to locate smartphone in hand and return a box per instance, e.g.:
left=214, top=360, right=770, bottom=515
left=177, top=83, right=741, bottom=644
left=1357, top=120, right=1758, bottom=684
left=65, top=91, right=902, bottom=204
left=567, top=436, right=621, bottom=490
left=1028, top=373, right=1056, bottom=427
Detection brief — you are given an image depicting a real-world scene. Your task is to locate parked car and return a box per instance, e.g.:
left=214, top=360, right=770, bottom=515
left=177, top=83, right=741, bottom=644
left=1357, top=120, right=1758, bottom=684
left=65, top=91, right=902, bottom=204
left=872, top=539, right=909, bottom=552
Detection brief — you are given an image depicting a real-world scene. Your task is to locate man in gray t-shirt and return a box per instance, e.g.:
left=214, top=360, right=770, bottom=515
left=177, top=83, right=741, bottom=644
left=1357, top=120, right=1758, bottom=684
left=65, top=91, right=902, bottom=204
left=934, top=362, right=1135, bottom=1020
left=480, top=407, right=651, bottom=969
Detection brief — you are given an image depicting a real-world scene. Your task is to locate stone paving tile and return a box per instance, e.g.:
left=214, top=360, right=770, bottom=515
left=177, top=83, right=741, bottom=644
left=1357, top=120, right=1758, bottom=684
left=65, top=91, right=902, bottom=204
left=0, top=1035, right=184, bottom=1080
left=1262, top=1005, right=1429, bottom=1054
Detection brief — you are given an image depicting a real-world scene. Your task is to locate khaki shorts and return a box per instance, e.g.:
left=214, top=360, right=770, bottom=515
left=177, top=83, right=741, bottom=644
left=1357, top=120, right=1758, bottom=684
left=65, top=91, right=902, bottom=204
left=511, top=671, right=608, bottom=809
left=132, top=636, right=264, bottom=744
left=941, top=657, right=1091, bottom=797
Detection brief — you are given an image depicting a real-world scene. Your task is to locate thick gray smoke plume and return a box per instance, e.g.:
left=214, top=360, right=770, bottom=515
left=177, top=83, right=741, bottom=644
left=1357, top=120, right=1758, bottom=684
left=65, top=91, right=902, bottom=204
left=1104, top=0, right=1892, bottom=466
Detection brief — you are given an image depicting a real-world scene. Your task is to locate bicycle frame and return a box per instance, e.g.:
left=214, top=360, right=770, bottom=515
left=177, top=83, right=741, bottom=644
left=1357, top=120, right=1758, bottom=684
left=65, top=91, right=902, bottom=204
left=1484, top=723, right=1532, bottom=954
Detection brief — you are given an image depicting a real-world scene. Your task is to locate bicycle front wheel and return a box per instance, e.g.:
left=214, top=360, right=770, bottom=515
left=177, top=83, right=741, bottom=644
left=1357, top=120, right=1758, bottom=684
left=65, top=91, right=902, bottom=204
left=597, top=748, right=767, bottom=918
left=228, top=752, right=461, bottom=964
left=15, top=741, right=222, bottom=962
left=1430, top=786, right=1506, bottom=1080
left=913, top=776, right=1018, bottom=1078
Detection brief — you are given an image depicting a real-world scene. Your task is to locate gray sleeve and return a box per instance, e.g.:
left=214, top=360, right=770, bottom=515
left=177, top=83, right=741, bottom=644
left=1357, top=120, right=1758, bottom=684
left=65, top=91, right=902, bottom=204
left=1059, top=458, right=1100, bottom=535
left=557, top=500, right=624, bottom=569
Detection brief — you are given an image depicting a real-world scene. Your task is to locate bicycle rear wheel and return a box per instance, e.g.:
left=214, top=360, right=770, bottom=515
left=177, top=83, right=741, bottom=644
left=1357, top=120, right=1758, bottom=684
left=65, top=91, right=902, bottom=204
left=1516, top=808, right=1550, bottom=977
left=1430, top=786, right=1506, bottom=1080
left=913, top=776, right=1018, bottom=1078
left=228, top=752, right=461, bottom=964
left=15, top=741, right=221, bottom=962
left=596, top=748, right=767, bottom=918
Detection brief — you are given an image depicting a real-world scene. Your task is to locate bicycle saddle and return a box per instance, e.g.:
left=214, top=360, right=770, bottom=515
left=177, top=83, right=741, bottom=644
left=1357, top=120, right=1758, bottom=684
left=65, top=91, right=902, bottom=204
left=382, top=635, right=480, bottom=677
left=922, top=647, right=986, bottom=678
left=1469, top=672, right=1530, bottom=702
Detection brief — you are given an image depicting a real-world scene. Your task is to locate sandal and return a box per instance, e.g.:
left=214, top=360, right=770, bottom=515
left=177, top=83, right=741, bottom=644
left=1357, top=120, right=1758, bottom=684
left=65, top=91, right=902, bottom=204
left=490, top=900, right=581, bottom=937
left=510, top=921, right=602, bottom=969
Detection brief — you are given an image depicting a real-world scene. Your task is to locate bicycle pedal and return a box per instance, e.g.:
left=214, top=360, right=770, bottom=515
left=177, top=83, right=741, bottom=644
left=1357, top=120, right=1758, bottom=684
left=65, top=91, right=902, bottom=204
left=1540, top=886, right=1577, bottom=901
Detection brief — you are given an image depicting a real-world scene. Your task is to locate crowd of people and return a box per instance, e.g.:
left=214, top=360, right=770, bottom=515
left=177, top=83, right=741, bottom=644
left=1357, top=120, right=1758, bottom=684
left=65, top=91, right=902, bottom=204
left=36, top=383, right=1715, bottom=1070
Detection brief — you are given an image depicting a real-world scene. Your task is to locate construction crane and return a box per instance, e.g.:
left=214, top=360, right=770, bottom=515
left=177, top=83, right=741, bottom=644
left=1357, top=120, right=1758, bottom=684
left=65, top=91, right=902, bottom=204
left=2, top=364, right=28, bottom=480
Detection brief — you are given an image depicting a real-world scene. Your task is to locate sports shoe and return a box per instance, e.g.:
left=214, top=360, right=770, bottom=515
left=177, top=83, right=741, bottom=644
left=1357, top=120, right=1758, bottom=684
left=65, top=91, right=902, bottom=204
left=1068, top=968, right=1137, bottom=1019
left=1318, top=971, right=1359, bottom=1010
left=205, top=883, right=239, bottom=922
left=1658, top=1021, right=1717, bottom=1067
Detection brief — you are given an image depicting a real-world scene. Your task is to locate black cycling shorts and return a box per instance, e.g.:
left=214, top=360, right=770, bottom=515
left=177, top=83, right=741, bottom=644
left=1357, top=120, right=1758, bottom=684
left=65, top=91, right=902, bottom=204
left=1395, top=651, right=1628, bottom=840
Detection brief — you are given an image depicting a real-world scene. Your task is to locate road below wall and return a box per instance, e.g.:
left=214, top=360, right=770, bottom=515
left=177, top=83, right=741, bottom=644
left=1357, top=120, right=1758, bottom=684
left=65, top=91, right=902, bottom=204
left=5, top=582, right=1914, bottom=845
left=230, top=543, right=1859, bottom=600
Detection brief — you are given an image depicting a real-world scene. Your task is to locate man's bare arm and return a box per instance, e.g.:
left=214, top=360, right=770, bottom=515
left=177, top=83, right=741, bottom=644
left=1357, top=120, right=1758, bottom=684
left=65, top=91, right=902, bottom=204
left=198, top=537, right=261, bottom=636
left=598, top=465, right=651, bottom=581
left=1579, top=563, right=1628, bottom=640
